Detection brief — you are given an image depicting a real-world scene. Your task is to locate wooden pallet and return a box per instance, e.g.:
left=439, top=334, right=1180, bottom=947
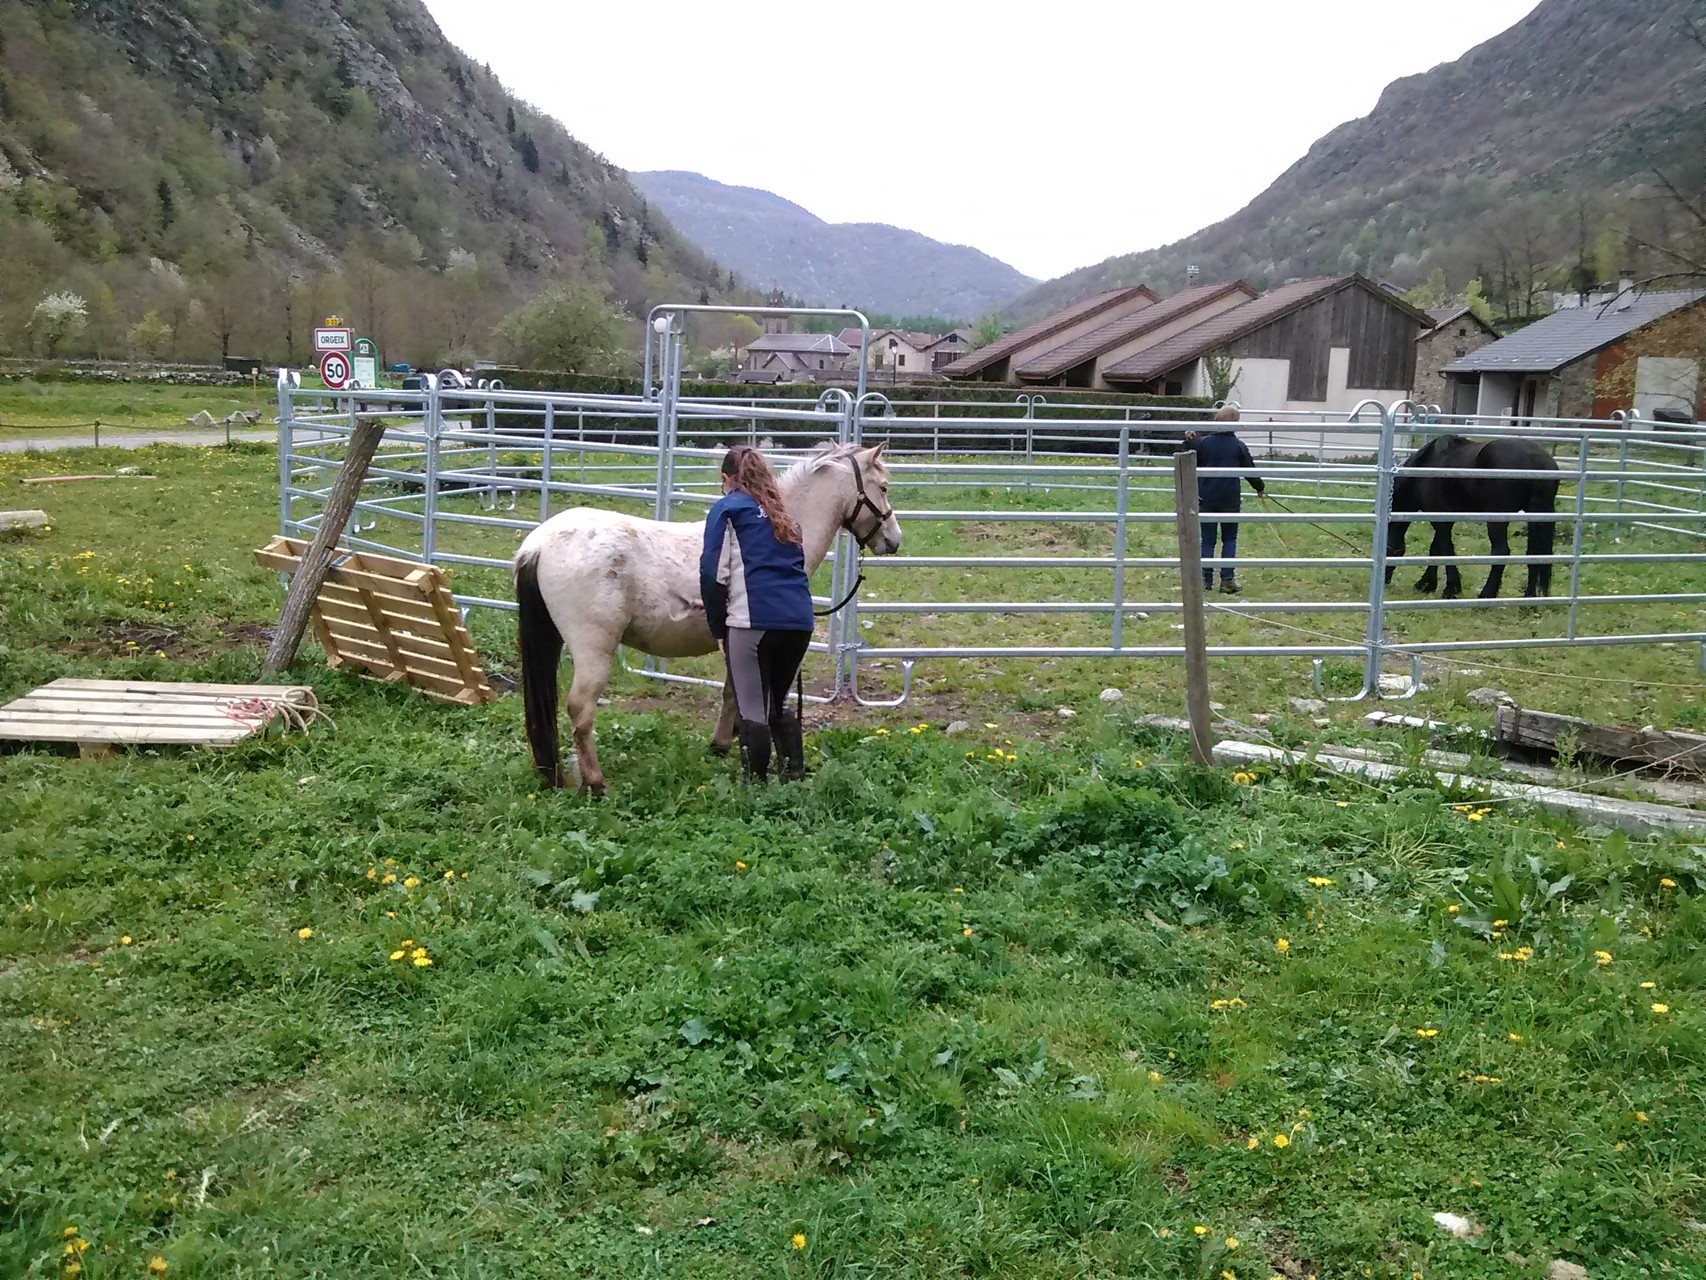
left=255, top=534, right=495, bottom=706
left=0, top=679, right=318, bottom=751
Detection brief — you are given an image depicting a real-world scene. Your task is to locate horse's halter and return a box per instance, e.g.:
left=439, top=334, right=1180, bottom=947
left=841, top=452, right=894, bottom=549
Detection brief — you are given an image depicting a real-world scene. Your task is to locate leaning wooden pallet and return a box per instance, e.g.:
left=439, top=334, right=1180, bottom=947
left=0, top=679, right=319, bottom=755
left=255, top=535, right=495, bottom=706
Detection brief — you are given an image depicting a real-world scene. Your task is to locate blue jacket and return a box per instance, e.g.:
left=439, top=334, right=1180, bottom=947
left=1191, top=430, right=1264, bottom=512
left=700, top=490, right=814, bottom=638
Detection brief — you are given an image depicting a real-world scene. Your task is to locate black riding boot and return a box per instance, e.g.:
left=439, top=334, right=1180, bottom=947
left=771, top=712, right=805, bottom=781
left=737, top=718, right=772, bottom=784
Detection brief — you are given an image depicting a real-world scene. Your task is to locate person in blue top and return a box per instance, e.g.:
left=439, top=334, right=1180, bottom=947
left=700, top=444, right=815, bottom=783
left=1184, top=406, right=1265, bottom=594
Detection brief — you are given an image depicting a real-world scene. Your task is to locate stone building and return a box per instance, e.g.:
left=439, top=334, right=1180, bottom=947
left=1412, top=306, right=1499, bottom=408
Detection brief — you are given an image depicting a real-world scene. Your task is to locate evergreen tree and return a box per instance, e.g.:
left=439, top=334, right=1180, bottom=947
left=505, top=105, right=516, bottom=133
left=157, top=178, right=175, bottom=231
left=518, top=132, right=539, bottom=173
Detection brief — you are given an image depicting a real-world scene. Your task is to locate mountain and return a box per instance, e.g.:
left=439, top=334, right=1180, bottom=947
left=1009, top=0, right=1706, bottom=322
left=631, top=170, right=1036, bottom=320
left=0, top=0, right=724, bottom=365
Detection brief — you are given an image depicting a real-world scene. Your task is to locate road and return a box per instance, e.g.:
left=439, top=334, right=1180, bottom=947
left=0, top=429, right=277, bottom=453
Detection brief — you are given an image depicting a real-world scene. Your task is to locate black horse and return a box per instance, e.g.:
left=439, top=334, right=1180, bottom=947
left=1385, top=435, right=1561, bottom=599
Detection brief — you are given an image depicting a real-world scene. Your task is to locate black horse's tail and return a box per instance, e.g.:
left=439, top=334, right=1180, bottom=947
left=1530, top=474, right=1562, bottom=594
left=515, top=548, right=565, bottom=788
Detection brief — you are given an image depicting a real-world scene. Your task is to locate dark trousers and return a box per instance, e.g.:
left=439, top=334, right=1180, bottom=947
left=1201, top=517, right=1238, bottom=581
left=725, top=627, right=812, bottom=780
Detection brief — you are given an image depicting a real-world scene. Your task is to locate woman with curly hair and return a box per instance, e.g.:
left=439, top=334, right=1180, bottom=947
left=700, top=444, right=814, bottom=782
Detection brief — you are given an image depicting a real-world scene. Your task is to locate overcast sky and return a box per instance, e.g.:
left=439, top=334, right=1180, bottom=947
left=424, top=0, right=1545, bottom=282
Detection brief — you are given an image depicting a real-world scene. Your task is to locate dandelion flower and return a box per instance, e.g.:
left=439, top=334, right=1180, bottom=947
left=1446, top=903, right=1460, bottom=915
left=148, top=1258, right=168, bottom=1274
left=1272, top=1134, right=1289, bottom=1148
left=1246, top=1136, right=1259, bottom=1150
left=734, top=861, right=747, bottom=871
left=1193, top=1225, right=1209, bottom=1236
left=381, top=874, right=396, bottom=885
left=953, top=886, right=964, bottom=893
left=366, top=868, right=377, bottom=880
left=1226, top=1235, right=1240, bottom=1249
left=1147, top=1070, right=1162, bottom=1083
left=1508, top=1032, right=1523, bottom=1042
left=1640, top=981, right=1656, bottom=990
left=791, top=1233, right=807, bottom=1250
left=411, top=947, right=427, bottom=960
left=412, top=955, right=432, bottom=967
left=1651, top=1003, right=1670, bottom=1015
left=120, top=935, right=132, bottom=945
left=1155, top=1227, right=1172, bottom=1238
left=443, top=870, right=455, bottom=880
left=1635, top=1110, right=1650, bottom=1123
left=962, top=926, right=974, bottom=937
left=389, top=950, right=405, bottom=962
left=1660, top=878, right=1677, bottom=889
left=297, top=926, right=313, bottom=940
left=1275, top=938, right=1290, bottom=955
left=984, top=722, right=998, bottom=729
left=403, top=876, right=420, bottom=889
left=1307, top=876, right=1334, bottom=888
left=1335, top=801, right=1349, bottom=808
left=1415, top=1027, right=1439, bottom=1039
left=1232, top=771, right=1257, bottom=785
left=1492, top=919, right=1508, bottom=928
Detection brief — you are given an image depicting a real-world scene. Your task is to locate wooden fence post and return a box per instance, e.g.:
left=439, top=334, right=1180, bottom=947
left=1173, top=450, right=1214, bottom=765
left=263, top=419, right=386, bottom=673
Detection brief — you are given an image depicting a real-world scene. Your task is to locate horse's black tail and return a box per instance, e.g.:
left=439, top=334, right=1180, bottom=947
left=1531, top=478, right=1562, bottom=594
left=515, top=549, right=565, bottom=788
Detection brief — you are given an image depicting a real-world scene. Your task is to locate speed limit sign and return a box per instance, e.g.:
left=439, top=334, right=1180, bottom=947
left=320, top=350, right=351, bottom=389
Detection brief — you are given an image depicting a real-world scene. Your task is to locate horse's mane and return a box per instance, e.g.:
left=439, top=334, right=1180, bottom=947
left=799, top=440, right=884, bottom=475
left=1406, top=434, right=1475, bottom=468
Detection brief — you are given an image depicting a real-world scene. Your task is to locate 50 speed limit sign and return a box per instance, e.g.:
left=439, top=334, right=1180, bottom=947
left=320, top=350, right=351, bottom=389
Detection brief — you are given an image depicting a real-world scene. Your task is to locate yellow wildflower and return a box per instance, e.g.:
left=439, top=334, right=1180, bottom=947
left=734, top=861, right=747, bottom=871
left=791, top=1233, right=807, bottom=1250
left=1508, top=1032, right=1523, bottom=1042
left=984, top=722, right=998, bottom=729
left=120, top=935, right=132, bottom=946
left=1193, top=1224, right=1209, bottom=1236
left=1232, top=771, right=1257, bottom=785
left=63, top=1228, right=78, bottom=1239
left=1635, top=1110, right=1650, bottom=1123
left=1272, top=1134, right=1289, bottom=1148
left=1492, top=919, right=1508, bottom=928
left=411, top=947, right=427, bottom=960
left=1147, top=1070, right=1163, bottom=1083
left=443, top=870, right=455, bottom=880
left=1225, top=1236, right=1240, bottom=1250
left=1660, top=878, right=1677, bottom=889
left=1307, top=876, right=1334, bottom=887
left=381, top=873, right=396, bottom=885
left=412, top=955, right=433, bottom=968
left=297, top=926, right=313, bottom=940
left=953, top=886, right=964, bottom=893
left=1595, top=950, right=1613, bottom=965
left=1246, top=1136, right=1259, bottom=1150
left=1274, top=938, right=1290, bottom=955
left=389, top=950, right=405, bottom=962
left=1651, top=1003, right=1670, bottom=1015
left=1640, top=981, right=1656, bottom=989
left=962, top=926, right=974, bottom=937
left=403, top=876, right=420, bottom=889
left=366, top=868, right=377, bottom=880
left=1446, top=903, right=1460, bottom=915
left=384, top=857, right=397, bottom=867
left=148, top=1259, right=168, bottom=1275
left=1415, top=1028, right=1439, bottom=1039
left=1156, top=1227, right=1172, bottom=1238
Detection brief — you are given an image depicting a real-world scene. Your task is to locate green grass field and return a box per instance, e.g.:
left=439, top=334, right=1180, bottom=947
left=0, top=382, right=285, bottom=440
left=2, top=442, right=1704, bottom=1279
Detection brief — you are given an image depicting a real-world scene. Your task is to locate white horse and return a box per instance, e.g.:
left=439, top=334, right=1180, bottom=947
left=514, top=442, right=902, bottom=792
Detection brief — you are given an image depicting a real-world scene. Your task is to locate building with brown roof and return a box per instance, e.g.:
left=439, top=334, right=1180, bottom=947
left=1011, top=281, right=1259, bottom=389
left=1099, top=275, right=1433, bottom=412
left=941, top=286, right=1159, bottom=383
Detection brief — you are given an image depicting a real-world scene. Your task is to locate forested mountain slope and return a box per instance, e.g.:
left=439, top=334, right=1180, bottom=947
left=632, top=170, right=1036, bottom=321
left=1010, top=0, right=1706, bottom=322
left=0, top=0, right=723, bottom=365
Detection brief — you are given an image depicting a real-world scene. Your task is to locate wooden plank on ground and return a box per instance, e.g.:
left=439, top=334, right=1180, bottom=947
left=21, top=474, right=157, bottom=484
left=0, top=679, right=317, bottom=750
left=1, top=510, right=51, bottom=530
left=1493, top=704, right=1706, bottom=779
left=253, top=536, right=494, bottom=706
left=1212, top=740, right=1706, bottom=836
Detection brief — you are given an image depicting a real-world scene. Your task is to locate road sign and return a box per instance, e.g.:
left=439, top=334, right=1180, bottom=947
left=352, top=337, right=379, bottom=390
left=314, top=327, right=352, bottom=352
left=320, top=350, right=351, bottom=389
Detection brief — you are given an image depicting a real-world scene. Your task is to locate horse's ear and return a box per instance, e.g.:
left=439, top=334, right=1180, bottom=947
left=864, top=441, right=887, bottom=459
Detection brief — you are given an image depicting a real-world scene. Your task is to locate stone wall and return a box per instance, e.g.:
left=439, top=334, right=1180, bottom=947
left=1412, top=319, right=1497, bottom=406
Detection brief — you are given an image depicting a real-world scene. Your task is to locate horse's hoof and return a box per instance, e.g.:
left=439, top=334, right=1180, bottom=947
left=708, top=741, right=731, bottom=758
